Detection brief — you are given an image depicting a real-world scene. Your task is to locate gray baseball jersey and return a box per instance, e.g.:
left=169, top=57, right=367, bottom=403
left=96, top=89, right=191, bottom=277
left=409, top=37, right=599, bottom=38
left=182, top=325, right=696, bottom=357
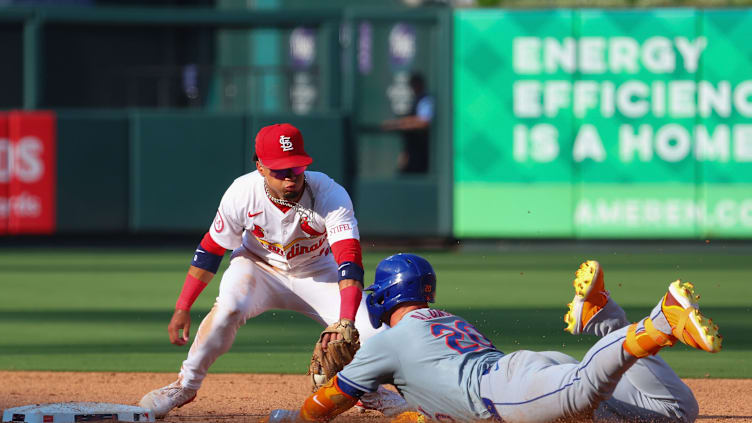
left=338, top=309, right=504, bottom=421
left=338, top=305, right=699, bottom=423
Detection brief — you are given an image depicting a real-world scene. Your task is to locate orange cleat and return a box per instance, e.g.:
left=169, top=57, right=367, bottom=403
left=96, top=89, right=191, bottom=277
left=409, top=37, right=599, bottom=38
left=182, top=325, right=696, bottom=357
left=390, top=411, right=428, bottom=423
left=659, top=280, right=722, bottom=353
left=564, top=260, right=609, bottom=335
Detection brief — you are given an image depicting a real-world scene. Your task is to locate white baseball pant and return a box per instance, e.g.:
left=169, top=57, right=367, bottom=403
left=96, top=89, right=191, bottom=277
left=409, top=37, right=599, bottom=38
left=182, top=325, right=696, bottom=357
left=178, top=247, right=381, bottom=390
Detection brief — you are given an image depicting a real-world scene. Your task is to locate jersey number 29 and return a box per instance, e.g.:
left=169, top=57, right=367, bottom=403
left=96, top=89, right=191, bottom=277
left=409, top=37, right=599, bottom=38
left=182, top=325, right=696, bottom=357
left=430, top=320, right=495, bottom=354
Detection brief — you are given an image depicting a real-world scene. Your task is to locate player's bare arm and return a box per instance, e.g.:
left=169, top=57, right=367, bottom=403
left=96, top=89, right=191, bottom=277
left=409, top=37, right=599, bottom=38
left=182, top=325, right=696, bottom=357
left=307, top=238, right=365, bottom=389
left=167, top=266, right=216, bottom=345
left=170, top=233, right=227, bottom=346
left=382, top=115, right=430, bottom=131
left=319, top=238, right=365, bottom=352
left=320, top=278, right=364, bottom=350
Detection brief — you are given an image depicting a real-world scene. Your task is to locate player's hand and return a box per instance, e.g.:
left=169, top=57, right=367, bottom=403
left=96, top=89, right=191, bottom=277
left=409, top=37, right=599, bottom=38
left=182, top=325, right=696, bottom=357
left=168, top=309, right=192, bottom=346
left=320, top=331, right=342, bottom=351
left=321, top=318, right=353, bottom=351
left=309, top=319, right=360, bottom=390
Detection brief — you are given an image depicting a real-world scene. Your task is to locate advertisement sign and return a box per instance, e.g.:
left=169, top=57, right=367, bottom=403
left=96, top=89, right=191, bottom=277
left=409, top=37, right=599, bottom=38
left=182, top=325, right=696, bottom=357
left=6, top=111, right=56, bottom=234
left=454, top=9, right=752, bottom=238
left=0, top=114, right=8, bottom=234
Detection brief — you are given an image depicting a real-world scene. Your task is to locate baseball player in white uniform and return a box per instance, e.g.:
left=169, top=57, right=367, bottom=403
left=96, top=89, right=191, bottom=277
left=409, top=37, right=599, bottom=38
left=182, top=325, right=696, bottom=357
left=139, top=123, right=406, bottom=418
left=263, top=255, right=722, bottom=423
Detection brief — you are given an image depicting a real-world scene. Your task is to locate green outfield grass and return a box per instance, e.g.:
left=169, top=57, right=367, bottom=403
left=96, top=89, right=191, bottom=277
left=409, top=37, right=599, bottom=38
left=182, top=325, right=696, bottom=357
left=0, top=247, right=749, bottom=378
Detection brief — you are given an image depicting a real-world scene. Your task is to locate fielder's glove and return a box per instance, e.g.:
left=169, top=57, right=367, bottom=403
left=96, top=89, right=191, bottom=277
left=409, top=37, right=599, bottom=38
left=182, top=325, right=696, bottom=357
left=308, top=318, right=360, bottom=390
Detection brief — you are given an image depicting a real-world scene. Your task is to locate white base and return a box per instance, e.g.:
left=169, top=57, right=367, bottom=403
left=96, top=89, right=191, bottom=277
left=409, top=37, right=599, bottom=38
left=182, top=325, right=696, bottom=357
left=2, top=402, right=155, bottom=423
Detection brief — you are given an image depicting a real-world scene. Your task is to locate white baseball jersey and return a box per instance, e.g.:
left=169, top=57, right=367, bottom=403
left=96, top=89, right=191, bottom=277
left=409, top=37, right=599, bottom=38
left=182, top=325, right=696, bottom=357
left=209, top=170, right=359, bottom=274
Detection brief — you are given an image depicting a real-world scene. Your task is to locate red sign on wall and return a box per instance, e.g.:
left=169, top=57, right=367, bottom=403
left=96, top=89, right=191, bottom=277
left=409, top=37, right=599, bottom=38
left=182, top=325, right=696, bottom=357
left=6, top=111, right=57, bottom=234
left=0, top=113, right=8, bottom=235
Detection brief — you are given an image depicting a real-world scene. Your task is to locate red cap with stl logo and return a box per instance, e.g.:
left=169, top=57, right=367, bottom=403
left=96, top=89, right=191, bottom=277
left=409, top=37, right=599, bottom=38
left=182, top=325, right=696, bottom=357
left=254, top=123, right=313, bottom=169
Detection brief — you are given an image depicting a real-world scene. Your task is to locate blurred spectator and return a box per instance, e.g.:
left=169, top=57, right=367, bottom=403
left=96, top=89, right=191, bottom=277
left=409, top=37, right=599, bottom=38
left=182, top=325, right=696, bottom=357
left=382, top=72, right=433, bottom=174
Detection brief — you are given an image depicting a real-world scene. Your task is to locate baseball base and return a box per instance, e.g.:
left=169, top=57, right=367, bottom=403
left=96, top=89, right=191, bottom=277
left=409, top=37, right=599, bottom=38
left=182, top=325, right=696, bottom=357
left=2, top=402, right=154, bottom=423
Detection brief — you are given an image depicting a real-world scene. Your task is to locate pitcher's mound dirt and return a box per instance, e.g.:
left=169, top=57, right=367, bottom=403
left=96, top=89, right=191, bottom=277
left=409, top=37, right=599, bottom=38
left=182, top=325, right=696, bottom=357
left=0, top=372, right=749, bottom=422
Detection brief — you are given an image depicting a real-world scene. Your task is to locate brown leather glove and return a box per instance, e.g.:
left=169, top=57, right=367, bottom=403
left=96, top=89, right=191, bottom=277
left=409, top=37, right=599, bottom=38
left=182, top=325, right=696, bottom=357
left=307, top=319, right=360, bottom=391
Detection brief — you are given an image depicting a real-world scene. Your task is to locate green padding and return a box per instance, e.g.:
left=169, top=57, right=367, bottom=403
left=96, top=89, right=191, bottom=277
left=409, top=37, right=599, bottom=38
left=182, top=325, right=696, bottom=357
left=130, top=112, right=246, bottom=232
left=356, top=178, right=439, bottom=237
left=56, top=112, right=129, bottom=232
left=454, top=183, right=574, bottom=238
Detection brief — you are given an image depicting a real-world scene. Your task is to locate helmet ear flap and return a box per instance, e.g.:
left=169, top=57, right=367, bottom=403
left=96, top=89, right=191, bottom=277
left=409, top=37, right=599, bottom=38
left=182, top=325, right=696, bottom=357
left=366, top=286, right=388, bottom=329
left=376, top=290, right=385, bottom=305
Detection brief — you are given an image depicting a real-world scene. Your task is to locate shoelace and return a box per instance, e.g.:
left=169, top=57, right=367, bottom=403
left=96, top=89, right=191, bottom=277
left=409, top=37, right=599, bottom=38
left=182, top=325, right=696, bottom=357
left=163, top=383, right=187, bottom=397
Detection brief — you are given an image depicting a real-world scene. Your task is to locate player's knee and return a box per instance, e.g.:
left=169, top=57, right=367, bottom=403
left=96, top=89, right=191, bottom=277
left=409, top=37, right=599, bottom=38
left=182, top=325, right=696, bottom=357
left=674, top=387, right=699, bottom=422
left=654, top=381, right=698, bottom=423
left=214, top=303, right=251, bottom=326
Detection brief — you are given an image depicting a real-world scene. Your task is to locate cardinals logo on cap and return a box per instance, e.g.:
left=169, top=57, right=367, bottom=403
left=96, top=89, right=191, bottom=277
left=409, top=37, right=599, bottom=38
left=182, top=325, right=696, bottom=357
left=279, top=135, right=293, bottom=152
left=255, top=123, right=313, bottom=169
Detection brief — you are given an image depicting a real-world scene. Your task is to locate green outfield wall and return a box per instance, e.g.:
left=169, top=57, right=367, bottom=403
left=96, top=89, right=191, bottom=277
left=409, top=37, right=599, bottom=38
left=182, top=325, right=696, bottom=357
left=0, top=6, right=449, bottom=238
left=454, top=9, right=752, bottom=238
left=52, top=111, right=347, bottom=234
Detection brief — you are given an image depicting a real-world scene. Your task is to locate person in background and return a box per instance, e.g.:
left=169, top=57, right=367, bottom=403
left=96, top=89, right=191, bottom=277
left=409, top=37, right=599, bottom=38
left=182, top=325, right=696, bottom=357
left=382, top=72, right=433, bottom=174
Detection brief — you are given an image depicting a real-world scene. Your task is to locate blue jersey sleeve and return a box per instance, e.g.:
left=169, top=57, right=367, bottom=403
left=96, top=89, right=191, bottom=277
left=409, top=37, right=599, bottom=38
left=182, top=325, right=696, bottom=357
left=337, top=331, right=399, bottom=398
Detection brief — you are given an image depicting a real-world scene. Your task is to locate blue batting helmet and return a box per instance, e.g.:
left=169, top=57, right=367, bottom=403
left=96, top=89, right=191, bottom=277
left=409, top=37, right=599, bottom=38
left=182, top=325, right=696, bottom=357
left=365, top=253, right=436, bottom=329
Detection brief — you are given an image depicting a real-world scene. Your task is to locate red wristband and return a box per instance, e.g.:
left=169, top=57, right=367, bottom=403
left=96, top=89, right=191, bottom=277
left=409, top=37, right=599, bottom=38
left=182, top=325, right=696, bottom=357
left=176, top=274, right=208, bottom=311
left=339, top=285, right=362, bottom=321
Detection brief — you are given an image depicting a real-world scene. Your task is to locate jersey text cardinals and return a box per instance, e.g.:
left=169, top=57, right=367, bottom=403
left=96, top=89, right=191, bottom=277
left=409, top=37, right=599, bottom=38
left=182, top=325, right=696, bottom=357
left=209, top=171, right=359, bottom=274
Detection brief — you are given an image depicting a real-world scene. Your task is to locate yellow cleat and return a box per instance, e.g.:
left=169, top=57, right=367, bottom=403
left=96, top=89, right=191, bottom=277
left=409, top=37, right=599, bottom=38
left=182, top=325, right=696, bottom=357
left=660, top=280, right=722, bottom=353
left=564, top=260, right=609, bottom=335
left=391, top=411, right=428, bottom=423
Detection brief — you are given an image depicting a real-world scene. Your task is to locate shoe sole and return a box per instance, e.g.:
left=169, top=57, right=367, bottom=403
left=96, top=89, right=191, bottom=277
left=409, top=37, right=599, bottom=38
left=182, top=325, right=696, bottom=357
left=665, top=280, right=722, bottom=353
left=139, top=391, right=196, bottom=419
left=564, top=260, right=601, bottom=335
left=178, top=395, right=196, bottom=408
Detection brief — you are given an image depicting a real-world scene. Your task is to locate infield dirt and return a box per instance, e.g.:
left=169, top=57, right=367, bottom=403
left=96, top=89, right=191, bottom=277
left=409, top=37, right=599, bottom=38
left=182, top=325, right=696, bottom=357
left=0, top=371, right=749, bottom=422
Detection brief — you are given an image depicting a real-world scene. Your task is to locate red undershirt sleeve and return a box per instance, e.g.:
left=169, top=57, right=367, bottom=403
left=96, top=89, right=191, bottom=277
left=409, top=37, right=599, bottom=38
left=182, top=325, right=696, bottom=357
left=200, top=232, right=226, bottom=255
left=176, top=232, right=226, bottom=311
left=330, top=238, right=363, bottom=268
left=330, top=239, right=364, bottom=321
